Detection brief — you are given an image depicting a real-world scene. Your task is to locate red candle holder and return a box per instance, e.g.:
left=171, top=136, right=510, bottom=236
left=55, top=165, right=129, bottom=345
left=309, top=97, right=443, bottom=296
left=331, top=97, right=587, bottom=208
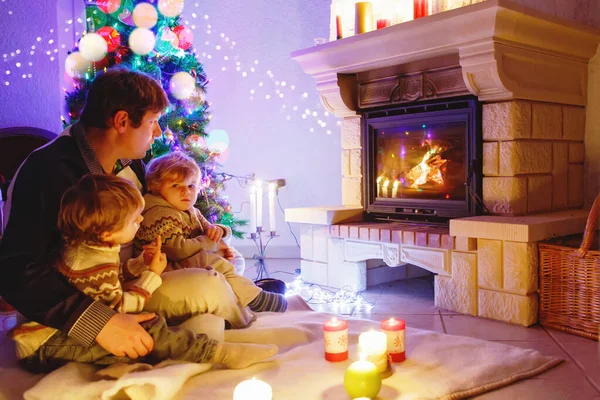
left=413, top=0, right=429, bottom=19
left=380, top=318, right=406, bottom=362
left=323, top=317, right=348, bottom=362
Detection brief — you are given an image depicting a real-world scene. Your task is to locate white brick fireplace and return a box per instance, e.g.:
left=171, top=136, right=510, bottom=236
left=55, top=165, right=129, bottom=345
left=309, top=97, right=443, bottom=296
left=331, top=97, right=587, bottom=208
left=285, top=0, right=600, bottom=326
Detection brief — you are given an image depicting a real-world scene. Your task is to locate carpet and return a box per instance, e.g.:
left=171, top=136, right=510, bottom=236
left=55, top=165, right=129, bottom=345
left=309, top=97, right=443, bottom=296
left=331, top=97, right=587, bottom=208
left=0, top=296, right=561, bottom=399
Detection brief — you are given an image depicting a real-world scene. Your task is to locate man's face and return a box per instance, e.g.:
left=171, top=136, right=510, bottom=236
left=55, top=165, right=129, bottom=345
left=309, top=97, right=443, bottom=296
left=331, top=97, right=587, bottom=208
left=121, top=111, right=163, bottom=159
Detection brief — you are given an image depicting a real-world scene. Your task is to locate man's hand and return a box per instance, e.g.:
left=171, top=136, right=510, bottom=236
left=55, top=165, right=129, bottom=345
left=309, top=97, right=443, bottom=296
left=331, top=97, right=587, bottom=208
left=205, top=225, right=224, bottom=242
left=96, top=313, right=156, bottom=358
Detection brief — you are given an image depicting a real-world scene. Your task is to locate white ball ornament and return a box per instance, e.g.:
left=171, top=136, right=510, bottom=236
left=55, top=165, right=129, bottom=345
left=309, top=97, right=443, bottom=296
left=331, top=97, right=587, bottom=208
left=128, top=28, right=156, bottom=55
left=65, top=52, right=91, bottom=78
left=169, top=71, right=195, bottom=100
left=78, top=33, right=107, bottom=62
left=132, top=3, right=158, bottom=28
left=157, top=0, right=184, bottom=18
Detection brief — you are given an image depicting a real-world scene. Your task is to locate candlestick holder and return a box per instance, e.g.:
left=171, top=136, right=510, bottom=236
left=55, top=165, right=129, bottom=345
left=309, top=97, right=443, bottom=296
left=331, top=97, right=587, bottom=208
left=249, top=227, right=278, bottom=281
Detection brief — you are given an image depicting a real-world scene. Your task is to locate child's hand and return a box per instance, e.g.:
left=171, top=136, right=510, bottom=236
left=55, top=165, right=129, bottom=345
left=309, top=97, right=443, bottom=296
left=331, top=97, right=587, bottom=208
left=149, top=248, right=167, bottom=275
left=205, top=225, right=224, bottom=242
left=219, top=241, right=234, bottom=260
left=142, top=236, right=162, bottom=266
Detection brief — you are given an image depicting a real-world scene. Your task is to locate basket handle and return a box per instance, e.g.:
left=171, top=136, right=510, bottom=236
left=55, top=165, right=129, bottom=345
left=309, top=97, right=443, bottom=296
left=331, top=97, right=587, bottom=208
left=577, top=192, right=600, bottom=257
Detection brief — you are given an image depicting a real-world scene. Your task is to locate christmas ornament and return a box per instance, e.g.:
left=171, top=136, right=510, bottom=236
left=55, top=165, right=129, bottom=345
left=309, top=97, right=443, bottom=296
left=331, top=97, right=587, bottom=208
left=79, top=33, right=108, bottom=62
left=173, top=25, right=193, bottom=50
left=155, top=27, right=179, bottom=53
left=129, top=28, right=156, bottom=55
left=85, top=6, right=107, bottom=31
left=158, top=0, right=185, bottom=18
left=65, top=52, right=91, bottom=78
left=117, top=0, right=135, bottom=26
left=97, top=26, right=121, bottom=52
left=132, top=2, right=158, bottom=28
left=169, top=71, right=195, bottom=100
left=97, top=0, right=121, bottom=14
left=164, top=127, right=174, bottom=141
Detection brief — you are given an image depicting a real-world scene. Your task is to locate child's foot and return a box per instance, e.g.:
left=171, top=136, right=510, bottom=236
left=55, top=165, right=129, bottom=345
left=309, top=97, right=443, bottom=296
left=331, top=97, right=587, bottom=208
left=247, top=290, right=288, bottom=313
left=212, top=342, right=279, bottom=369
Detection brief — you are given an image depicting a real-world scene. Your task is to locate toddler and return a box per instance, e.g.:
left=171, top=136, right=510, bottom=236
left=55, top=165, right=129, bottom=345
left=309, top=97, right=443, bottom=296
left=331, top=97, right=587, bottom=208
left=134, top=152, right=287, bottom=319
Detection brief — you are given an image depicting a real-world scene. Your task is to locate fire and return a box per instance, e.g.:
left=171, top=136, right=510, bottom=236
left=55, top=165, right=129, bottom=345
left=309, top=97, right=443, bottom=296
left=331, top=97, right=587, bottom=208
left=405, top=145, right=447, bottom=188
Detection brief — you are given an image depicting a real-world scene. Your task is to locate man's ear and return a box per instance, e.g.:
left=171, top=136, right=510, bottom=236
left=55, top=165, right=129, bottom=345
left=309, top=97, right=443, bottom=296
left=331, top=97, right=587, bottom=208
left=112, top=110, right=129, bottom=133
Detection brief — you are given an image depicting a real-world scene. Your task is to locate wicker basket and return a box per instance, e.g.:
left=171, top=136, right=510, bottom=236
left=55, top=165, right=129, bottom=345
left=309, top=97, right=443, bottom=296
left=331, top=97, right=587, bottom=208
left=539, top=194, right=600, bottom=340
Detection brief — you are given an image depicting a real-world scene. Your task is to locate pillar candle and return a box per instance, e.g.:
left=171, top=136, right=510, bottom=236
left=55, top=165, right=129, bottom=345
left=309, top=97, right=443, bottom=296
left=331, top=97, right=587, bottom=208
left=323, top=317, right=348, bottom=361
left=249, top=184, right=257, bottom=234
left=381, top=317, right=406, bottom=362
left=268, top=182, right=276, bottom=233
left=391, top=180, right=399, bottom=198
left=382, top=179, right=390, bottom=198
left=355, top=2, right=374, bottom=34
left=358, top=330, right=388, bottom=373
left=414, top=0, right=429, bottom=19
left=255, top=180, right=263, bottom=229
left=336, top=14, right=343, bottom=39
left=376, top=176, right=383, bottom=197
left=233, top=378, right=273, bottom=400
left=343, top=357, right=382, bottom=399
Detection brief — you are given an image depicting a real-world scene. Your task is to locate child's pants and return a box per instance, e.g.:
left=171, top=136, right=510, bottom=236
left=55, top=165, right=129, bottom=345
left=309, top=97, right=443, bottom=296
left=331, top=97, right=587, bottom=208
left=19, top=315, right=218, bottom=373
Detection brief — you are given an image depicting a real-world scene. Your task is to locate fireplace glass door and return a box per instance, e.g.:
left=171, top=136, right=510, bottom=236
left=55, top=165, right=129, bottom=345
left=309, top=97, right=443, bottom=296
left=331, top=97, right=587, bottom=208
left=363, top=98, right=481, bottom=220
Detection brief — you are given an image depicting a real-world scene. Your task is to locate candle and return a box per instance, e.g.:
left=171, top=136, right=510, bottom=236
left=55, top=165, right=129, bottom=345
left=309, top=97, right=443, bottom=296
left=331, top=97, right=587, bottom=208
left=268, top=182, right=276, bottom=233
left=414, top=0, right=429, bottom=19
left=255, top=180, right=263, bottom=230
left=376, top=176, right=383, bottom=197
left=382, top=179, right=390, bottom=198
left=381, top=318, right=406, bottom=362
left=355, top=2, right=374, bottom=34
left=323, top=317, right=348, bottom=362
left=358, top=330, right=388, bottom=373
left=376, top=18, right=391, bottom=29
left=391, top=180, right=399, bottom=198
left=233, top=378, right=273, bottom=400
left=249, top=184, right=257, bottom=234
left=343, top=355, right=382, bottom=399
left=336, top=14, right=342, bottom=39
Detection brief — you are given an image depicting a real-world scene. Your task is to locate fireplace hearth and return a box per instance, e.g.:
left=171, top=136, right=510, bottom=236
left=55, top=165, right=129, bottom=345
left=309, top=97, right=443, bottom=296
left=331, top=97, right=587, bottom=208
left=363, top=97, right=481, bottom=222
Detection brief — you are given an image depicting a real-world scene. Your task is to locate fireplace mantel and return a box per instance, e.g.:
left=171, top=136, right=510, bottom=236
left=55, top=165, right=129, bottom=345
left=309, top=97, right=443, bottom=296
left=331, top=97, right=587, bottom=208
left=291, top=0, right=600, bottom=117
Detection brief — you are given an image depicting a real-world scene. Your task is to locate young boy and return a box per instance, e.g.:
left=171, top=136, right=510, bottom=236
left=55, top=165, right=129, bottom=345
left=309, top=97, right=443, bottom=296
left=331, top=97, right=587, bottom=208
left=12, top=174, right=278, bottom=373
left=134, top=152, right=287, bottom=319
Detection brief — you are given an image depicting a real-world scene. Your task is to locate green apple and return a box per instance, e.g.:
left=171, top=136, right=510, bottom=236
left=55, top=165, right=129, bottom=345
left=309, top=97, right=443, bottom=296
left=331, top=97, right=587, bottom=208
left=343, top=360, right=382, bottom=399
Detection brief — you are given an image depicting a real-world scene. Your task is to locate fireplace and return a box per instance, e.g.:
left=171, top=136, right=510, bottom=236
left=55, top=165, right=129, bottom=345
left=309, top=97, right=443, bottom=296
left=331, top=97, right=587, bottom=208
left=285, top=0, right=599, bottom=327
left=363, top=97, right=481, bottom=221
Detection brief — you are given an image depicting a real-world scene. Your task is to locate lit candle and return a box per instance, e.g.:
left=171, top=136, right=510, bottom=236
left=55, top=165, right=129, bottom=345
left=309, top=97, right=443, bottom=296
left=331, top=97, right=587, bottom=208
left=255, top=180, right=263, bottom=230
left=343, top=354, right=382, bottom=399
left=391, top=180, right=399, bottom=198
left=376, top=176, right=383, bottom=197
left=358, top=330, right=388, bottom=373
left=382, top=179, right=390, bottom=198
left=249, top=184, right=257, bottom=234
left=380, top=317, right=406, bottom=362
left=233, top=378, right=273, bottom=400
left=323, top=317, right=348, bottom=362
left=355, top=2, right=374, bottom=34
left=335, top=3, right=343, bottom=39
left=268, top=182, right=276, bottom=233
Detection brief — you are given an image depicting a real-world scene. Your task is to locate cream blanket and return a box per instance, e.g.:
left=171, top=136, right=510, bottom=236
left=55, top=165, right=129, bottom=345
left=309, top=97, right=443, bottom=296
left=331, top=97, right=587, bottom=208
left=0, top=296, right=560, bottom=400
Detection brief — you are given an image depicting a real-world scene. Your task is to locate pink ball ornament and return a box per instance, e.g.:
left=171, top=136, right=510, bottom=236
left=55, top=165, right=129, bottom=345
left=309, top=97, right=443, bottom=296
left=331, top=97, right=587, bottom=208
left=173, top=25, right=193, bottom=50
left=97, top=0, right=121, bottom=14
left=132, top=2, right=158, bottom=28
left=157, top=0, right=184, bottom=18
left=97, top=26, right=121, bottom=52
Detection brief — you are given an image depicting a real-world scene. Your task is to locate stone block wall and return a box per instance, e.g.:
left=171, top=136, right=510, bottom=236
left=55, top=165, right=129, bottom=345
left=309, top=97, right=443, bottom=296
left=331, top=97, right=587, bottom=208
left=482, top=101, right=586, bottom=215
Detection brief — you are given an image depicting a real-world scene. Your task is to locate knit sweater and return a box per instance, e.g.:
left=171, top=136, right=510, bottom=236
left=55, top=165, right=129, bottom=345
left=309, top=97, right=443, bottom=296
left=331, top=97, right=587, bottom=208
left=11, top=244, right=162, bottom=359
left=134, top=194, right=232, bottom=266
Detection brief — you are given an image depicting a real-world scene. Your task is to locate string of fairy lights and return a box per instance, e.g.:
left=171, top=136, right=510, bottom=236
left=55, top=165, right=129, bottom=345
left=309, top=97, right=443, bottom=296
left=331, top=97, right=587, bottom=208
left=1, top=0, right=340, bottom=135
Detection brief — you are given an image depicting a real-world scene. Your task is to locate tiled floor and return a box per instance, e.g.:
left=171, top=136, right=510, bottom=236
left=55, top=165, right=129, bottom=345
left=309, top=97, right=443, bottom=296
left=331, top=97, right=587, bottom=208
left=247, top=258, right=600, bottom=399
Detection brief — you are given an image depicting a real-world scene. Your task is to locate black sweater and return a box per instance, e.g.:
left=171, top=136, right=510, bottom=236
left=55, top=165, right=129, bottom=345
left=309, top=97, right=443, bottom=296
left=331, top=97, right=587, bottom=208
left=0, top=135, right=146, bottom=345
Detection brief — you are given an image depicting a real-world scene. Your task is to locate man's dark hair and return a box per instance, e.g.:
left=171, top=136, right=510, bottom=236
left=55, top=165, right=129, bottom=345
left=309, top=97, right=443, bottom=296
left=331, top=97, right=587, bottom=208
left=79, top=67, right=169, bottom=129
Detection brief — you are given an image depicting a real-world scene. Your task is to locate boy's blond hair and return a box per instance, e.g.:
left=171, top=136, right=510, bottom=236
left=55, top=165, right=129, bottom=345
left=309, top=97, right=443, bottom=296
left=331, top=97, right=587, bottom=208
left=58, top=174, right=144, bottom=246
left=145, top=151, right=201, bottom=194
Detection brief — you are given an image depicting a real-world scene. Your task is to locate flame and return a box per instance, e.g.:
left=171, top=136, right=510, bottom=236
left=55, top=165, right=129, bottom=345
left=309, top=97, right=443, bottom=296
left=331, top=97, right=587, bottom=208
left=405, top=145, right=447, bottom=188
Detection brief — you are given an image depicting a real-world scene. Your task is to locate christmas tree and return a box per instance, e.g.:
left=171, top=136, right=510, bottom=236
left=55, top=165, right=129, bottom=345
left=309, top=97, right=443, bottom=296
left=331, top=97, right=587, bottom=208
left=63, top=0, right=245, bottom=236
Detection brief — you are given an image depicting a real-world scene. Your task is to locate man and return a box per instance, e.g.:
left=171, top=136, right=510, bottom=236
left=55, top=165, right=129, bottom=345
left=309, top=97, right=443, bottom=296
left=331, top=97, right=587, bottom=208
left=0, top=68, right=167, bottom=358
